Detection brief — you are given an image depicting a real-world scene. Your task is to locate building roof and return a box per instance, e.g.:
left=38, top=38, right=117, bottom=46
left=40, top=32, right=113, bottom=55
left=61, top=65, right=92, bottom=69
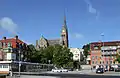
left=0, top=37, right=26, bottom=48
left=90, top=41, right=120, bottom=46
left=47, top=39, right=61, bottom=46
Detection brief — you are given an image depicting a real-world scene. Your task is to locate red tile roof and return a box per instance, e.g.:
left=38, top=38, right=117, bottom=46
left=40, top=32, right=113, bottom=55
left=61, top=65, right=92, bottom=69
left=0, top=38, right=26, bottom=48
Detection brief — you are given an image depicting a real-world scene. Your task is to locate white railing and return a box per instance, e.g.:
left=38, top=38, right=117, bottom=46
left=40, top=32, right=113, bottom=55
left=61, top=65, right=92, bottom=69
left=102, top=52, right=117, bottom=55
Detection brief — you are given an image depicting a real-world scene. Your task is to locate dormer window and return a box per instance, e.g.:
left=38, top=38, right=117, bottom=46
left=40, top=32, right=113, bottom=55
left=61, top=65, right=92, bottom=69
left=94, top=46, right=99, bottom=50
left=3, top=43, right=6, bottom=47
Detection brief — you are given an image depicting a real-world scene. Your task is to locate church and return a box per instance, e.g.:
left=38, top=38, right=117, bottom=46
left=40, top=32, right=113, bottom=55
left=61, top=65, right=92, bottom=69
left=36, top=15, right=69, bottom=49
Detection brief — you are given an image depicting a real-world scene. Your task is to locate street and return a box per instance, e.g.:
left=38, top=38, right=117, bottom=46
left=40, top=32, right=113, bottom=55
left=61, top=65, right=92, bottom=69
left=11, top=74, right=120, bottom=78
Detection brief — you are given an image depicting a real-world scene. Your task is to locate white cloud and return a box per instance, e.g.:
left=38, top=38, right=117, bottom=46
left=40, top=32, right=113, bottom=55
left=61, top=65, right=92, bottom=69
left=70, top=33, right=84, bottom=39
left=84, top=0, right=99, bottom=19
left=0, top=17, right=18, bottom=34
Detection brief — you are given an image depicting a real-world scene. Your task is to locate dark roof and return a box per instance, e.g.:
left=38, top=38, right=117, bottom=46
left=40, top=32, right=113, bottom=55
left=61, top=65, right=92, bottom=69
left=47, top=39, right=60, bottom=46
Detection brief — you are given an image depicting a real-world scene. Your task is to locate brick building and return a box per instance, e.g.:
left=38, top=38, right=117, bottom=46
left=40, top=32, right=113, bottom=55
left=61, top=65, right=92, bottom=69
left=0, top=36, right=28, bottom=61
left=90, top=41, right=120, bottom=68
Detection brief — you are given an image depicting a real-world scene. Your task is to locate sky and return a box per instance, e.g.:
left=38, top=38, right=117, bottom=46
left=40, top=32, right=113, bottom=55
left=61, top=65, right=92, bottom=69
left=0, top=0, right=120, bottom=48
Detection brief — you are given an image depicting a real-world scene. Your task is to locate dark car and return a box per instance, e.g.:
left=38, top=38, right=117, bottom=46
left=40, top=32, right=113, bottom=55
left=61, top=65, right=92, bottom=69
left=115, top=67, right=120, bottom=72
left=96, top=68, right=104, bottom=74
left=109, top=67, right=114, bottom=71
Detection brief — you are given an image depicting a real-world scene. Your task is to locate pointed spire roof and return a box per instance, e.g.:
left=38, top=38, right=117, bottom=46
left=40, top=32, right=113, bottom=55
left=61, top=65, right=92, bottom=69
left=62, top=9, right=68, bottom=30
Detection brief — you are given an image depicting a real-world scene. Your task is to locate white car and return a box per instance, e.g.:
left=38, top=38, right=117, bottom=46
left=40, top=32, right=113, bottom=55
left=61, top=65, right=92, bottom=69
left=52, top=69, right=62, bottom=72
left=61, top=69, right=68, bottom=72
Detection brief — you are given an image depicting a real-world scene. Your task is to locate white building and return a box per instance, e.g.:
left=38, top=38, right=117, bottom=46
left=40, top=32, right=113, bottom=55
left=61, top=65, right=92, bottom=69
left=86, top=55, right=91, bottom=64
left=70, top=48, right=84, bottom=62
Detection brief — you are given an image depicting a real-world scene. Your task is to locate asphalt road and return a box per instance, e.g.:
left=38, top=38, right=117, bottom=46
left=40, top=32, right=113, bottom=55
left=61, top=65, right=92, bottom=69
left=13, top=71, right=120, bottom=78
left=59, top=75, right=120, bottom=78
left=13, top=74, right=120, bottom=78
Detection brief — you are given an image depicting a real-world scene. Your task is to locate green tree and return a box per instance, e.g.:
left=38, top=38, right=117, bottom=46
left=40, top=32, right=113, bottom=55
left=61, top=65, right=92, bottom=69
left=116, top=53, right=120, bottom=63
left=52, top=44, right=73, bottom=68
left=27, top=44, right=73, bottom=68
left=82, top=44, right=90, bottom=58
left=40, top=46, right=54, bottom=64
left=27, top=44, right=42, bottom=63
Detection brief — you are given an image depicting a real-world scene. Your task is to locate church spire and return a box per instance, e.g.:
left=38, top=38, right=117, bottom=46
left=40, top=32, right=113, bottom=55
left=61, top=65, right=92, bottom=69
left=63, top=9, right=67, bottom=30
left=64, top=13, right=66, bottom=26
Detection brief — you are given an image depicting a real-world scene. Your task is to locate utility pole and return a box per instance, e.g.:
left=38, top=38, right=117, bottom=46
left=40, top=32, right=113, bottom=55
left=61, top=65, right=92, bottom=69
left=19, top=50, right=21, bottom=77
left=48, top=60, right=51, bottom=71
left=101, top=33, right=105, bottom=68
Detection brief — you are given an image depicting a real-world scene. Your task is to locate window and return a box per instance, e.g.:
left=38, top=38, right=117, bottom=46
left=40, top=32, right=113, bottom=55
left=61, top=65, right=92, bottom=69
left=0, top=64, right=2, bottom=68
left=113, top=61, right=115, bottom=64
left=110, top=61, right=112, bottom=64
left=62, top=41, right=65, bottom=45
left=7, top=42, right=11, bottom=47
left=94, top=46, right=98, bottom=50
left=100, top=61, right=101, bottom=64
left=3, top=65, right=8, bottom=68
left=96, top=56, right=98, bottom=59
left=106, top=61, right=108, bottom=64
left=96, top=61, right=97, bottom=64
left=92, top=61, right=94, bottom=64
left=3, top=43, right=6, bottom=47
left=92, top=56, right=94, bottom=60
left=103, top=61, right=104, bottom=64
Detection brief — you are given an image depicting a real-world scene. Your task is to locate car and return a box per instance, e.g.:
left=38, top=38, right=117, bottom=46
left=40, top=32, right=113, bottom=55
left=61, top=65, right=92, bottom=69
left=115, top=68, right=120, bottom=72
left=104, top=68, right=108, bottom=72
left=96, top=68, right=104, bottom=74
left=61, top=69, right=68, bottom=72
left=109, top=67, right=114, bottom=71
left=51, top=69, right=62, bottom=72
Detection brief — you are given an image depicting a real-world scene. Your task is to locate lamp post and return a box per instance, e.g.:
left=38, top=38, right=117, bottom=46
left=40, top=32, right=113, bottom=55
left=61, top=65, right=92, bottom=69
left=18, top=50, right=21, bottom=76
left=48, top=60, right=51, bottom=71
left=101, top=33, right=105, bottom=67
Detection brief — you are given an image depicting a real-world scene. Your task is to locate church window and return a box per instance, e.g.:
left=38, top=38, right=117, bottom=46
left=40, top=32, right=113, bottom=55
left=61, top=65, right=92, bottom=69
left=63, top=41, right=65, bottom=45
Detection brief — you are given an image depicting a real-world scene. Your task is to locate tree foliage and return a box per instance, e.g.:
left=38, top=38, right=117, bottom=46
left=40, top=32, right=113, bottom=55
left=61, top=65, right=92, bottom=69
left=27, top=44, right=73, bottom=67
left=82, top=44, right=90, bottom=58
left=116, top=53, right=120, bottom=63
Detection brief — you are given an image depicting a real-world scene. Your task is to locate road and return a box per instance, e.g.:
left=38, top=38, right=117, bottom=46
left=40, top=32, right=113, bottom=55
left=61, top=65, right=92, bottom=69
left=11, top=70, right=120, bottom=78
left=11, top=74, right=120, bottom=78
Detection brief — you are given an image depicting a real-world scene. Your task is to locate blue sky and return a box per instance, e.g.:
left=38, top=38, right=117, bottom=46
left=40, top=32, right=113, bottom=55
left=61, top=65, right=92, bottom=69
left=0, top=0, right=120, bottom=48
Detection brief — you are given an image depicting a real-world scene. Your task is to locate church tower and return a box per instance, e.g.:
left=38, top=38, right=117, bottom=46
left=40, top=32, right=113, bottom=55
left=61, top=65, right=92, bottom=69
left=61, top=15, right=69, bottom=47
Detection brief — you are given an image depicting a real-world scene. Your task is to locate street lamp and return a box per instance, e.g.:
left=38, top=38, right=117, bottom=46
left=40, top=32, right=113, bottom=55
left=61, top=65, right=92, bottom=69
left=48, top=60, right=51, bottom=71
left=101, top=33, right=105, bottom=67
left=18, top=50, right=21, bottom=77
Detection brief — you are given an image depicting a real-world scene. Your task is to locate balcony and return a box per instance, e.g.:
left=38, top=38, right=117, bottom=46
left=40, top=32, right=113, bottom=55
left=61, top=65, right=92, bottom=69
left=101, top=46, right=117, bottom=50
left=102, top=51, right=117, bottom=55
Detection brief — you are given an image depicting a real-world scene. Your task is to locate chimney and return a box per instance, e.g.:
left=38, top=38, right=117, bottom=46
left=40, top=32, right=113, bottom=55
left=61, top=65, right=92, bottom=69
left=3, top=37, right=6, bottom=40
left=15, top=35, right=18, bottom=39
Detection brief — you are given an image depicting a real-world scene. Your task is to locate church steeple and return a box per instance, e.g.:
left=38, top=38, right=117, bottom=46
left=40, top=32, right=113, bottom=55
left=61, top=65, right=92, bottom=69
left=63, top=11, right=67, bottom=30
left=61, top=12, right=69, bottom=48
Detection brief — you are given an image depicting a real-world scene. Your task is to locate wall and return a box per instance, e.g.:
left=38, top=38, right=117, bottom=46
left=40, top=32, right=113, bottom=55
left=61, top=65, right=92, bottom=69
left=81, top=65, right=91, bottom=70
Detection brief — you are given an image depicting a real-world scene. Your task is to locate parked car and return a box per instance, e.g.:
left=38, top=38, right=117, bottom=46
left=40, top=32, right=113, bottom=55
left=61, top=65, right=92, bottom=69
left=109, top=67, right=114, bottom=71
left=115, top=68, right=120, bottom=72
left=52, top=69, right=62, bottom=72
left=104, top=68, right=108, bottom=72
left=115, top=65, right=120, bottom=72
left=96, top=68, right=104, bottom=74
left=61, top=69, right=68, bottom=72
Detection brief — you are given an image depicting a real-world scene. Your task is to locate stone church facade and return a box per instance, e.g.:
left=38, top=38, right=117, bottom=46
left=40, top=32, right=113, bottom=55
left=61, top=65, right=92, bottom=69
left=36, top=16, right=69, bottom=49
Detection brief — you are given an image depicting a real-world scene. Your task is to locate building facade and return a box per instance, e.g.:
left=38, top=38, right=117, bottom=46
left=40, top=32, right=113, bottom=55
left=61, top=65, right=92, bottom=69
left=0, top=36, right=28, bottom=61
left=36, top=16, right=69, bottom=49
left=70, top=48, right=84, bottom=62
left=90, top=41, right=120, bottom=68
